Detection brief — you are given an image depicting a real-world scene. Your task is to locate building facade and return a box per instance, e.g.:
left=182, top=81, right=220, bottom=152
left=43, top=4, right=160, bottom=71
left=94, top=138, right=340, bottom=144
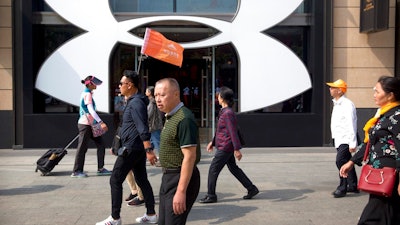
left=0, top=0, right=398, bottom=148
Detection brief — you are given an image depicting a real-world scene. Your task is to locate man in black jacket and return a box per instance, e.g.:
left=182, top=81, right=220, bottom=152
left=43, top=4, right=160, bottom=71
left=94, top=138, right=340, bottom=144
left=96, top=70, right=158, bottom=225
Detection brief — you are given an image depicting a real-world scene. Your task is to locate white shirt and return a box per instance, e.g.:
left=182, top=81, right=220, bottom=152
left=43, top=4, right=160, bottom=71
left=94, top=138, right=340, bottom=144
left=330, top=95, right=358, bottom=148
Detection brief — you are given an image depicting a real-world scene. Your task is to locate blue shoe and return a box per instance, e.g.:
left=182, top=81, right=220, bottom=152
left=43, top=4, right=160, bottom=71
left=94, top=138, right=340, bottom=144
left=71, top=172, right=88, bottom=178
left=97, top=168, right=112, bottom=176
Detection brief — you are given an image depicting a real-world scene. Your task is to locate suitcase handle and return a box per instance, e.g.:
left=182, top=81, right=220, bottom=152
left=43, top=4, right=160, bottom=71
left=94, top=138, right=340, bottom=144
left=64, top=134, right=79, bottom=150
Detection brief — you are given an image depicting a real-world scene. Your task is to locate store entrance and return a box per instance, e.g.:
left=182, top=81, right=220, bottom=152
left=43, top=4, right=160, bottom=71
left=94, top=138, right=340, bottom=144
left=111, top=43, right=239, bottom=143
left=140, top=49, right=214, bottom=143
left=141, top=49, right=213, bottom=129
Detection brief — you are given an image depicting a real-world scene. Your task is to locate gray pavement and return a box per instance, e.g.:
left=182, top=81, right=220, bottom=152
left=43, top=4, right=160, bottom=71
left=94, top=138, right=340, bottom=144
left=0, top=147, right=367, bottom=225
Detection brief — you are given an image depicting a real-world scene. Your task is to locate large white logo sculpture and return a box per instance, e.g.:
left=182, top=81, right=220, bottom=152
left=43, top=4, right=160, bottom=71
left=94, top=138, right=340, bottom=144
left=35, top=0, right=311, bottom=112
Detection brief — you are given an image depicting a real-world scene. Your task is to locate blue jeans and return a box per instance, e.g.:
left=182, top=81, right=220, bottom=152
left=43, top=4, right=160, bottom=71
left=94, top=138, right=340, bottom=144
left=150, top=129, right=161, bottom=155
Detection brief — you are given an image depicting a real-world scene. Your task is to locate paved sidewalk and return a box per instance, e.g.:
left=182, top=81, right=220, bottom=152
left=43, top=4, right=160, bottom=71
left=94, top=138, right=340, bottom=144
left=0, top=147, right=367, bottom=225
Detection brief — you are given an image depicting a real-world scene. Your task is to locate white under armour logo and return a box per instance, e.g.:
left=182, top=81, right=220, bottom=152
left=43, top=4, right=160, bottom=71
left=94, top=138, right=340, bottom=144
left=35, top=0, right=311, bottom=112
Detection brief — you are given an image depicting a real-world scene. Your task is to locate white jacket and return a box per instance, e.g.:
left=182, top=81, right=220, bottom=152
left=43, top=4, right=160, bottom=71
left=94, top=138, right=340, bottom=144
left=330, top=95, right=358, bottom=149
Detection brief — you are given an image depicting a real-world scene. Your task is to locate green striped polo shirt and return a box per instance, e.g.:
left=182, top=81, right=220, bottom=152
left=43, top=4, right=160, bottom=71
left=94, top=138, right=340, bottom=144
left=159, top=106, right=201, bottom=168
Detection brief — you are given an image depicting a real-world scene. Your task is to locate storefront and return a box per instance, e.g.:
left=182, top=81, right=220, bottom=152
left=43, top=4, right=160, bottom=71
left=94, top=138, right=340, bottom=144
left=3, top=0, right=395, bottom=148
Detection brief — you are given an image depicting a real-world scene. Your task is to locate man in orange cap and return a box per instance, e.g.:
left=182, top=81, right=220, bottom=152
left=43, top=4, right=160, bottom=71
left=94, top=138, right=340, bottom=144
left=326, top=79, right=359, bottom=198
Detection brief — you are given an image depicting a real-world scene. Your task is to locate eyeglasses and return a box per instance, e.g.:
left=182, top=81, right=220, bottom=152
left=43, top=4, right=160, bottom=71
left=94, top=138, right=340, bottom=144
left=119, top=81, right=130, bottom=86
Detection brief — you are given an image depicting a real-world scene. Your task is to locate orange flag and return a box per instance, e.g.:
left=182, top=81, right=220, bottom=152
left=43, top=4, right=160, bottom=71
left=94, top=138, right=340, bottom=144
left=141, top=28, right=184, bottom=67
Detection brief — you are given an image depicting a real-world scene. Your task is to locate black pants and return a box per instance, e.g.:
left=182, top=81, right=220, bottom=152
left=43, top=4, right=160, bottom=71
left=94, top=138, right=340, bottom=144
left=207, top=149, right=254, bottom=197
left=110, top=149, right=156, bottom=219
left=73, top=124, right=105, bottom=172
left=158, top=166, right=200, bottom=225
left=336, top=144, right=358, bottom=192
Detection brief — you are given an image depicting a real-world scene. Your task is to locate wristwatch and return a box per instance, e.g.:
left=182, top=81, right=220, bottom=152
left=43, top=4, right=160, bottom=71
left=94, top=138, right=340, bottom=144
left=145, top=147, right=154, bottom=153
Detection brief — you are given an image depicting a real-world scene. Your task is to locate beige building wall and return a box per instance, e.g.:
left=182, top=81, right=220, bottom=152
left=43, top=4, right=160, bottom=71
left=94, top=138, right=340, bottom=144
left=333, top=0, right=396, bottom=108
left=0, top=0, right=12, bottom=110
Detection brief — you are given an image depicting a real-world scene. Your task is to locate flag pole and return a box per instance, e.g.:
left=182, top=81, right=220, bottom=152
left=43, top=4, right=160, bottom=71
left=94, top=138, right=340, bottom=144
left=137, top=55, right=142, bottom=73
left=137, top=54, right=147, bottom=73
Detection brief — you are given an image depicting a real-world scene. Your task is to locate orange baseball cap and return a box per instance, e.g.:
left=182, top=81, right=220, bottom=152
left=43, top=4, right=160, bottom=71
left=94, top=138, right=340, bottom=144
left=326, top=79, right=347, bottom=93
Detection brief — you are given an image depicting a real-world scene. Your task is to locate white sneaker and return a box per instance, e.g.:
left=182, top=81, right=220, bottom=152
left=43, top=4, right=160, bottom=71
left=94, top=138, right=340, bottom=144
left=95, top=215, right=121, bottom=225
left=135, top=213, right=158, bottom=224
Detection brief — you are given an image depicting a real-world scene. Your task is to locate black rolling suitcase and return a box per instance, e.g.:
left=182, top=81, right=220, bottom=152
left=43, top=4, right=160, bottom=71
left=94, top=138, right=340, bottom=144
left=35, top=134, right=79, bottom=176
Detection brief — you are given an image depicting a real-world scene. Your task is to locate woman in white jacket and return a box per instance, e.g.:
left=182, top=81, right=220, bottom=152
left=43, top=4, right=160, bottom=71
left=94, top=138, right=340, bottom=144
left=71, top=75, right=111, bottom=178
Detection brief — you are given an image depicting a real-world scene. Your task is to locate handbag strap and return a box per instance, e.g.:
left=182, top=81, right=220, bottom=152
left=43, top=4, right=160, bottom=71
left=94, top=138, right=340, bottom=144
left=84, top=113, right=94, bottom=125
left=362, top=141, right=370, bottom=162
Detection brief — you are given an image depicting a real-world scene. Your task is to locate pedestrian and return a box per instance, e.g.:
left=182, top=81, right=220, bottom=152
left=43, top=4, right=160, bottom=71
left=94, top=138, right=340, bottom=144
left=199, top=86, right=258, bottom=204
left=96, top=70, right=158, bottom=225
left=154, top=78, right=201, bottom=225
left=340, top=75, right=400, bottom=225
left=110, top=94, right=145, bottom=207
left=326, top=79, right=358, bottom=198
left=145, top=86, right=163, bottom=160
left=72, top=75, right=111, bottom=178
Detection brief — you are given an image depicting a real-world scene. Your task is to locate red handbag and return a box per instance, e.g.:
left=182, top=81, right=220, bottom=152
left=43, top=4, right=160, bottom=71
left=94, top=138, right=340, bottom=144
left=358, top=142, right=397, bottom=197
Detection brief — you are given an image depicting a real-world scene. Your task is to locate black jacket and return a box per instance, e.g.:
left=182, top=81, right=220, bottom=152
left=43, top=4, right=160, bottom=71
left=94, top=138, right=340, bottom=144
left=120, top=93, right=151, bottom=150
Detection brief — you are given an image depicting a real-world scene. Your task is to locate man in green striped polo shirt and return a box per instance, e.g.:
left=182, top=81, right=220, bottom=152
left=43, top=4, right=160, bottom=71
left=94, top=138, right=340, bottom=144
left=154, top=78, right=201, bottom=225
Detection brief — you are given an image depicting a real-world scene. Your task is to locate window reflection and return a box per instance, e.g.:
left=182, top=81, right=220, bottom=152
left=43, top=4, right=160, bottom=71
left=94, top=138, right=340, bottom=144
left=35, top=0, right=306, bottom=14
left=109, top=0, right=173, bottom=12
left=33, top=25, right=83, bottom=113
left=253, top=26, right=312, bottom=113
left=108, top=0, right=238, bottom=13
left=176, top=0, right=237, bottom=13
left=294, top=1, right=307, bottom=13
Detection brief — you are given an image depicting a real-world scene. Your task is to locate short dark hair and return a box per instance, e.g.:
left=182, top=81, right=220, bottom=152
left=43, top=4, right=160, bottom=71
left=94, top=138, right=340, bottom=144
left=156, top=78, right=180, bottom=93
left=378, top=76, right=400, bottom=101
left=219, top=86, right=235, bottom=107
left=146, top=86, right=155, bottom=97
left=123, top=70, right=139, bottom=88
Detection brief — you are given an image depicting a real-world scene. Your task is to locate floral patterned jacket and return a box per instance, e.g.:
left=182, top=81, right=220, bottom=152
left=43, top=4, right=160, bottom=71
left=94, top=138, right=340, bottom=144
left=352, top=106, right=400, bottom=172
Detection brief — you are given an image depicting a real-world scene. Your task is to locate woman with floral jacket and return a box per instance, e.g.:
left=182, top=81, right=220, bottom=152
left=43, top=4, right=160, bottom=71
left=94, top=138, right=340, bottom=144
left=340, top=76, right=400, bottom=225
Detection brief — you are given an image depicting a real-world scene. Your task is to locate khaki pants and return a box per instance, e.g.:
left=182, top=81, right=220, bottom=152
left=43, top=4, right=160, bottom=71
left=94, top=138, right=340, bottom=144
left=126, top=170, right=144, bottom=200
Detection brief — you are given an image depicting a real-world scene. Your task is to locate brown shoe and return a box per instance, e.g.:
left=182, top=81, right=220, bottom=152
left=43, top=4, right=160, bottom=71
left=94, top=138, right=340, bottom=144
left=125, top=193, right=137, bottom=202
left=127, top=196, right=145, bottom=207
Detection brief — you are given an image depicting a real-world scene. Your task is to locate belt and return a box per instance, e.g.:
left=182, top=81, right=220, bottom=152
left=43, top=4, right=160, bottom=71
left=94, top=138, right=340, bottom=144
left=162, top=167, right=181, bottom=174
